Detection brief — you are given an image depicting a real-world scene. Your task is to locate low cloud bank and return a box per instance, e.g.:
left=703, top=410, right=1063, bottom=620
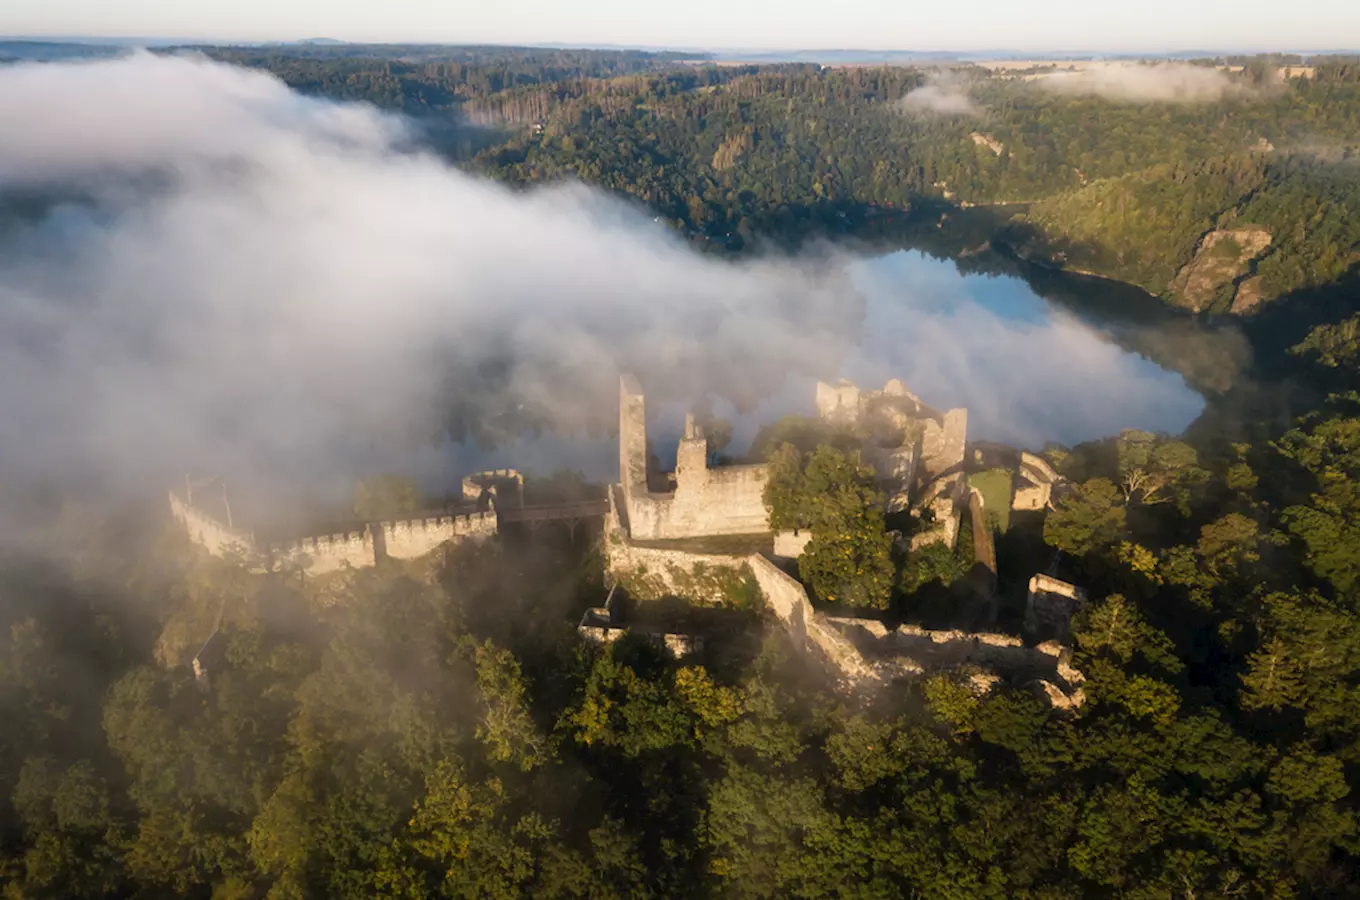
left=899, top=77, right=980, bottom=116
left=0, top=54, right=1209, bottom=513
left=1034, top=62, right=1252, bottom=103
left=0, top=54, right=857, bottom=502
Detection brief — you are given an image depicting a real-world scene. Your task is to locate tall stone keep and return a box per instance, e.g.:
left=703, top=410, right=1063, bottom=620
left=619, top=374, right=649, bottom=507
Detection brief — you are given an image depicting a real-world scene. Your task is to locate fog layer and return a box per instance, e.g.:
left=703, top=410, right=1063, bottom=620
left=0, top=54, right=858, bottom=497
left=0, top=54, right=1208, bottom=505
left=1035, top=62, right=1252, bottom=103
left=899, top=80, right=980, bottom=117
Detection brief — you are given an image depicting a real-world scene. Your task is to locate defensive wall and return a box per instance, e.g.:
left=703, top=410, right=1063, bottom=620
left=462, top=469, right=525, bottom=509
left=169, top=491, right=257, bottom=556
left=825, top=618, right=1085, bottom=705
left=618, top=376, right=771, bottom=541
left=171, top=491, right=498, bottom=575
left=604, top=486, right=765, bottom=604
left=266, top=511, right=498, bottom=575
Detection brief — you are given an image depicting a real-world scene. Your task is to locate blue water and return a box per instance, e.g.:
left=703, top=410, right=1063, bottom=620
left=831, top=250, right=1206, bottom=449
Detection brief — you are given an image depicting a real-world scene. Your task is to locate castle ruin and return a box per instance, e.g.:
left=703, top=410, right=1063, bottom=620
left=171, top=373, right=1088, bottom=708
left=168, top=470, right=508, bottom=575
left=604, top=375, right=1086, bottom=707
left=617, top=375, right=771, bottom=541
left=814, top=378, right=970, bottom=548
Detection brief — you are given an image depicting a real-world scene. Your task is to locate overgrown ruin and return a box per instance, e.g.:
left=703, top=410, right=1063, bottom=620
left=171, top=373, right=1086, bottom=707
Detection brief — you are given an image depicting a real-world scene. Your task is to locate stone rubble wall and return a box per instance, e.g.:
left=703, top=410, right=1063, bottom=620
left=1026, top=574, right=1089, bottom=638
left=605, top=506, right=1085, bottom=706
left=746, top=555, right=882, bottom=686
left=911, top=473, right=966, bottom=550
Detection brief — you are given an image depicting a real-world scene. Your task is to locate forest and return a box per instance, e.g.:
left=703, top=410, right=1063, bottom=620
left=5, top=45, right=1360, bottom=898
left=194, top=46, right=1360, bottom=312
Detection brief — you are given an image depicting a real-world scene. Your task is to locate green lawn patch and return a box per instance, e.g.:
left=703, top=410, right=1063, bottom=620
left=968, top=468, right=1014, bottom=533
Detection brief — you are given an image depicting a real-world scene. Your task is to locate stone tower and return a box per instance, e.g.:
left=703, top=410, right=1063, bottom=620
left=675, top=413, right=709, bottom=488
left=619, top=375, right=649, bottom=506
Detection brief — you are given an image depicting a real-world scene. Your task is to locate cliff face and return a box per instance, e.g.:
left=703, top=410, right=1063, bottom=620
left=1167, top=227, right=1273, bottom=313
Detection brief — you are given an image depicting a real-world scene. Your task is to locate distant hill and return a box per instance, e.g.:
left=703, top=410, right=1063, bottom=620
left=0, top=40, right=126, bottom=62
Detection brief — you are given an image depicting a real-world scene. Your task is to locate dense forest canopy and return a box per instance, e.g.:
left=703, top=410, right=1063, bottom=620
left=3, top=45, right=1360, bottom=898
left=174, top=46, right=1360, bottom=313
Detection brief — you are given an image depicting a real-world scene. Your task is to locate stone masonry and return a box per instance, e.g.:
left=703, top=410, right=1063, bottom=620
left=171, top=489, right=498, bottom=576
left=1026, top=574, right=1088, bottom=639
left=617, top=376, right=770, bottom=541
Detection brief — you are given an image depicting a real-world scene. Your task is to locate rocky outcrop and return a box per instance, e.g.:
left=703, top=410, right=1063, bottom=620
left=1230, top=275, right=1267, bottom=315
left=1169, top=227, right=1273, bottom=313
left=970, top=132, right=1005, bottom=156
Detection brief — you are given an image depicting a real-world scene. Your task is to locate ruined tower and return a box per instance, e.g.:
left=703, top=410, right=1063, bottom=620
left=675, top=413, right=709, bottom=489
left=619, top=374, right=649, bottom=508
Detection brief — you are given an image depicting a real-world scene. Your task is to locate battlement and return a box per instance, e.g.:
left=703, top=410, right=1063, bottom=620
left=462, top=469, right=525, bottom=509
left=382, top=511, right=497, bottom=560
left=168, top=490, right=257, bottom=557
left=172, top=485, right=500, bottom=575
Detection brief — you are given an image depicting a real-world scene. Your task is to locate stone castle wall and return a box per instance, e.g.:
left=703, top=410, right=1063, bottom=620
left=172, top=491, right=496, bottom=576
left=1026, top=574, right=1088, bottom=638
left=1014, top=451, right=1062, bottom=512
left=921, top=408, right=968, bottom=481
left=604, top=488, right=757, bottom=603
left=382, top=512, right=498, bottom=560
left=617, top=377, right=771, bottom=541
left=169, top=491, right=257, bottom=556
left=270, top=529, right=375, bottom=575
left=605, top=489, right=1082, bottom=705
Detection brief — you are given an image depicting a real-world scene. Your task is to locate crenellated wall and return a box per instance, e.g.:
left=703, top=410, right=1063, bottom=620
left=462, top=469, right=524, bottom=509
left=270, top=529, right=375, bottom=575
left=168, top=491, right=256, bottom=556
left=172, top=491, right=497, bottom=575
left=383, top=512, right=497, bottom=560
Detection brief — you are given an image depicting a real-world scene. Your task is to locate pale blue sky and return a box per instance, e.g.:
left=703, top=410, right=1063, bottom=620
left=3, top=0, right=1357, bottom=52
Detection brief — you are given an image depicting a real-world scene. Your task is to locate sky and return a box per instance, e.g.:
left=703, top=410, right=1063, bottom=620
left=3, top=0, right=1359, bottom=52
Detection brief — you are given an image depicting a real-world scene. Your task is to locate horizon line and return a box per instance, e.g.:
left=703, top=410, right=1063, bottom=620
left=2, top=35, right=1357, bottom=58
